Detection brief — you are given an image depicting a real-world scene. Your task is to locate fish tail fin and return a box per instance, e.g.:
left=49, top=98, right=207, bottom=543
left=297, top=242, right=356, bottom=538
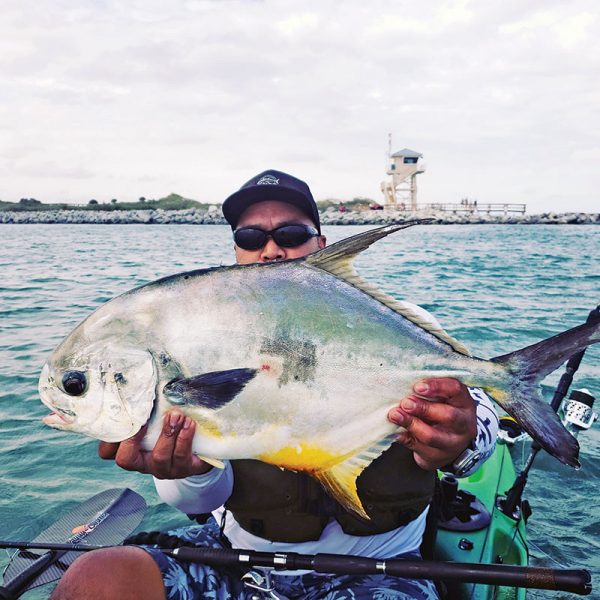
left=312, top=434, right=397, bottom=520
left=490, top=310, right=600, bottom=468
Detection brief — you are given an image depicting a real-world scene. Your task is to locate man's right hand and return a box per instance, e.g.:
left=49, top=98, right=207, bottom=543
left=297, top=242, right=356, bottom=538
left=98, top=411, right=212, bottom=479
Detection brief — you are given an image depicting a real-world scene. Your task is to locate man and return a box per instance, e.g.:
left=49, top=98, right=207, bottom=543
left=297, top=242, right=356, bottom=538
left=53, top=170, right=498, bottom=600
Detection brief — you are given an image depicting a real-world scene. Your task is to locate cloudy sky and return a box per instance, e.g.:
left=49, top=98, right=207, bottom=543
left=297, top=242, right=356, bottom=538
left=1, top=0, right=598, bottom=213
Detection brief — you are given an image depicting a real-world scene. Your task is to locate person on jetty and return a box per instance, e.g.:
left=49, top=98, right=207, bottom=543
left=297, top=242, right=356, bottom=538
left=52, top=170, right=499, bottom=600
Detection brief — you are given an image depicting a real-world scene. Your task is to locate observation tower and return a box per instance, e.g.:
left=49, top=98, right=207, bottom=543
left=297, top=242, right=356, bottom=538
left=380, top=144, right=426, bottom=211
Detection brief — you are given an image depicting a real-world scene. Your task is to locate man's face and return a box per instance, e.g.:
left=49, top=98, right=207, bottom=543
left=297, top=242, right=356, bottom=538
left=234, top=200, right=326, bottom=265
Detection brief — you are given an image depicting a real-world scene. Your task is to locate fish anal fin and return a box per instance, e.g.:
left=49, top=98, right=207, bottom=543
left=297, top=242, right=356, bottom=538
left=312, top=434, right=398, bottom=521
left=163, top=368, right=257, bottom=409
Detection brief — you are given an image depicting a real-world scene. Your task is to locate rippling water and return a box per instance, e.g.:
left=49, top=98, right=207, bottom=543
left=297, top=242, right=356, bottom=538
left=1, top=224, right=598, bottom=599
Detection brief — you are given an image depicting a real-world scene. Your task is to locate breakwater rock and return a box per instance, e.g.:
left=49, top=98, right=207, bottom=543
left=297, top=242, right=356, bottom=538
left=1, top=208, right=598, bottom=225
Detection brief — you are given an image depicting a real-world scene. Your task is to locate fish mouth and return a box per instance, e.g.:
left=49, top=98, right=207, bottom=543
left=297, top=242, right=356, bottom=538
left=43, top=410, right=76, bottom=426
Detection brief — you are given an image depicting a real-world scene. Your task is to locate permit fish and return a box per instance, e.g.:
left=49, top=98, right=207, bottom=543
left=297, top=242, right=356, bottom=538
left=39, top=222, right=599, bottom=519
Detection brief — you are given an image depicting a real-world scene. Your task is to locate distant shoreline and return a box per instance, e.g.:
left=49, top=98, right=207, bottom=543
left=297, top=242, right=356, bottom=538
left=0, top=208, right=598, bottom=225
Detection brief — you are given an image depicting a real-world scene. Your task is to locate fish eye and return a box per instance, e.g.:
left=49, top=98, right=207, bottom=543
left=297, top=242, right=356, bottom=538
left=62, top=371, right=87, bottom=396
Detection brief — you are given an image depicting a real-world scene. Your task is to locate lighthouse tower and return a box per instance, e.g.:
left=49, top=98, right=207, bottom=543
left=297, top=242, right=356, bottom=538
left=380, top=147, right=426, bottom=210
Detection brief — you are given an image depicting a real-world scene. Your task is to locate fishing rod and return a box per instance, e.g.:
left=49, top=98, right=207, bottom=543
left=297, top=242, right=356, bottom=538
left=0, top=540, right=592, bottom=595
left=501, top=304, right=600, bottom=518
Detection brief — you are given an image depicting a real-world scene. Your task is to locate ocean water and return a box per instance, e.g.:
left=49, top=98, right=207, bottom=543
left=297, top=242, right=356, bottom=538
left=0, top=223, right=598, bottom=599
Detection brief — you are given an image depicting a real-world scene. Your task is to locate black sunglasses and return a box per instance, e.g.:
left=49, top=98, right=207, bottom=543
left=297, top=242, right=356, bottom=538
left=234, top=224, right=319, bottom=251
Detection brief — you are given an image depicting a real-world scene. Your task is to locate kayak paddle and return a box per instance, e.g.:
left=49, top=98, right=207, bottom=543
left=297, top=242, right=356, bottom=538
left=0, top=488, right=146, bottom=599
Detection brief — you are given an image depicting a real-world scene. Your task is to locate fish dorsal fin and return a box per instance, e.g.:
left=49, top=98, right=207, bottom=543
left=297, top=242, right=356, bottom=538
left=312, top=434, right=399, bottom=520
left=305, top=222, right=471, bottom=356
left=306, top=221, right=430, bottom=277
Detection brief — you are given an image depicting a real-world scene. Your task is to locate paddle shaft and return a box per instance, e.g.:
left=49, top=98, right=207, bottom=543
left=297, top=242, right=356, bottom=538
left=0, top=542, right=591, bottom=595
left=0, top=550, right=69, bottom=600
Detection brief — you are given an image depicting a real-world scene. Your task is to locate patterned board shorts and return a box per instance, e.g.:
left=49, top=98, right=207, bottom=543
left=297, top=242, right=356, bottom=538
left=143, top=518, right=440, bottom=600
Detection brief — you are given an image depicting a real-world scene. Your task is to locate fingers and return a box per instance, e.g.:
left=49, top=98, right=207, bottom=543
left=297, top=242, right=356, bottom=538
left=395, top=428, right=457, bottom=471
left=102, top=411, right=211, bottom=479
left=388, top=377, right=478, bottom=471
left=414, top=377, right=472, bottom=408
left=390, top=396, right=464, bottom=429
left=98, top=441, right=120, bottom=460
left=390, top=378, right=476, bottom=431
left=172, top=416, right=195, bottom=464
left=151, top=412, right=185, bottom=478
left=151, top=412, right=208, bottom=478
left=172, top=418, right=210, bottom=475
left=114, top=426, right=150, bottom=473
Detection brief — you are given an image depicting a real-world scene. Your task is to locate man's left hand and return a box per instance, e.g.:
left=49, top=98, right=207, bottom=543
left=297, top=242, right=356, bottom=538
left=388, top=377, right=477, bottom=471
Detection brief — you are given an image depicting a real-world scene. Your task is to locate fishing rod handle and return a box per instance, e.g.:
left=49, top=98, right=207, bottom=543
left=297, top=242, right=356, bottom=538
left=383, top=561, right=592, bottom=595
left=169, top=548, right=592, bottom=595
left=171, top=547, right=420, bottom=575
left=171, top=547, right=404, bottom=574
left=170, top=547, right=381, bottom=573
left=170, top=547, right=314, bottom=570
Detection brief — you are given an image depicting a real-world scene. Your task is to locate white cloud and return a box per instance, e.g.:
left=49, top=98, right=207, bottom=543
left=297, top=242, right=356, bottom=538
left=277, top=12, right=320, bottom=36
left=499, top=7, right=597, bottom=49
left=557, top=12, right=597, bottom=48
left=0, top=0, right=598, bottom=212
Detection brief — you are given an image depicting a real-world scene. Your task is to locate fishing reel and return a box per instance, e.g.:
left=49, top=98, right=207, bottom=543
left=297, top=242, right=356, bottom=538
left=498, top=388, right=597, bottom=446
left=241, top=569, right=290, bottom=600
left=560, top=388, right=597, bottom=438
left=497, top=416, right=528, bottom=445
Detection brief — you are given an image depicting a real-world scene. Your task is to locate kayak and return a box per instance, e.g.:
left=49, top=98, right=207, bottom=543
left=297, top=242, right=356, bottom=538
left=434, top=441, right=528, bottom=600
left=433, top=382, right=597, bottom=600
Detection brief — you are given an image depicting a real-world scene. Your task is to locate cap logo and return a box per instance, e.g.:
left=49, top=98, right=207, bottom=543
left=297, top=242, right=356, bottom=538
left=256, top=175, right=280, bottom=185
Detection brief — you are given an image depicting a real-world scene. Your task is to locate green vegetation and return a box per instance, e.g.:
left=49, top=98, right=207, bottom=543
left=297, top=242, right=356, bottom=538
left=316, top=197, right=377, bottom=211
left=0, top=194, right=381, bottom=214
left=0, top=193, right=211, bottom=212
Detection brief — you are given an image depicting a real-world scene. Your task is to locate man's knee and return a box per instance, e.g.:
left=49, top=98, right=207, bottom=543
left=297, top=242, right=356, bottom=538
left=51, top=546, right=165, bottom=600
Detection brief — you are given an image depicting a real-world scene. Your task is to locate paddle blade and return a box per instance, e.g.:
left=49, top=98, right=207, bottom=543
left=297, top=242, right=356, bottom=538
left=3, top=488, right=146, bottom=595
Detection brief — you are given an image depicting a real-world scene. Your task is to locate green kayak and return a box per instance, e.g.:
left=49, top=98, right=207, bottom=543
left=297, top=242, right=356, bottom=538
left=434, top=442, right=528, bottom=599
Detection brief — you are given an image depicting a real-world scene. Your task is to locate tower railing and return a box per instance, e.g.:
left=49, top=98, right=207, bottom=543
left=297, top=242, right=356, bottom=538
left=389, top=202, right=526, bottom=215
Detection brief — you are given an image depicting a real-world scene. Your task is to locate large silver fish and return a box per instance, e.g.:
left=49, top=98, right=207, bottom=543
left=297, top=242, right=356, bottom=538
left=39, top=223, right=599, bottom=518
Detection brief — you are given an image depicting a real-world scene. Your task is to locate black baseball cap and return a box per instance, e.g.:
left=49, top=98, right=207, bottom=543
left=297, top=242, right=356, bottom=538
left=222, top=169, right=321, bottom=234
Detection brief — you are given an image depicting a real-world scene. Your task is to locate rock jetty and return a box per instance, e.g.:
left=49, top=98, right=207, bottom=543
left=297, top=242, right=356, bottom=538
left=0, top=207, right=598, bottom=225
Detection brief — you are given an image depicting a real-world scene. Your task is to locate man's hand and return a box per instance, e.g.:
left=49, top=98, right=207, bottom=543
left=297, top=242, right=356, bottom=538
left=388, top=378, right=477, bottom=471
left=98, top=411, right=211, bottom=479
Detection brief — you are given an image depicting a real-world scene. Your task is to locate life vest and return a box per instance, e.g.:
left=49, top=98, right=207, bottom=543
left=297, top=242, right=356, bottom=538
left=224, top=443, right=435, bottom=543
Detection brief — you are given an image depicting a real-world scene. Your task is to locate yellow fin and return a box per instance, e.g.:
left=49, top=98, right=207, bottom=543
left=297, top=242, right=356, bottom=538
left=198, top=456, right=225, bottom=469
left=305, top=223, right=470, bottom=356
left=259, top=444, right=342, bottom=471
left=312, top=434, right=398, bottom=520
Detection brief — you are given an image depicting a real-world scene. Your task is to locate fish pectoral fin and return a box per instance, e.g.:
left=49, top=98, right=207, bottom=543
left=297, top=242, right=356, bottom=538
left=197, top=456, right=226, bottom=469
left=163, top=368, right=257, bottom=409
left=312, top=434, right=398, bottom=521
